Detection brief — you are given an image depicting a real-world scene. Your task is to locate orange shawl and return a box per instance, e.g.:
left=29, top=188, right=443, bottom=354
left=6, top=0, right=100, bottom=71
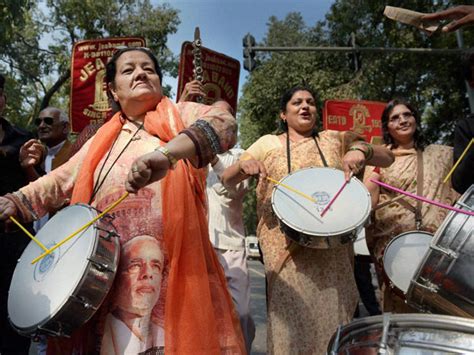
left=53, top=97, right=244, bottom=354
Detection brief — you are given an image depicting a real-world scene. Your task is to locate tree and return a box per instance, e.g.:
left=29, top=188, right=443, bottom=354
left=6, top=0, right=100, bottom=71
left=0, top=0, right=180, bottom=127
left=238, top=0, right=473, bottom=234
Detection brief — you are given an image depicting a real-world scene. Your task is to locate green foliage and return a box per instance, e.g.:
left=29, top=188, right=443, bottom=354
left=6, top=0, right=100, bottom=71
left=239, top=0, right=473, bottom=234
left=1, top=0, right=180, bottom=127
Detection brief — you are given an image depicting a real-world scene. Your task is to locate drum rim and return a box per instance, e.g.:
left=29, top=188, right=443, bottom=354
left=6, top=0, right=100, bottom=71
left=271, top=167, right=371, bottom=237
left=382, top=230, right=433, bottom=293
left=8, top=204, right=102, bottom=332
left=327, top=313, right=474, bottom=352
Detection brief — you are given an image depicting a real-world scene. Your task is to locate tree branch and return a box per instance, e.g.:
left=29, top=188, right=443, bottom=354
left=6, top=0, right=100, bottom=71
left=40, top=71, right=70, bottom=110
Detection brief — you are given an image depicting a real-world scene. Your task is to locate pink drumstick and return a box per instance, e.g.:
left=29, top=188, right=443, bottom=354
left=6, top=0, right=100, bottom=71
left=370, top=179, right=474, bottom=216
left=320, top=174, right=353, bottom=217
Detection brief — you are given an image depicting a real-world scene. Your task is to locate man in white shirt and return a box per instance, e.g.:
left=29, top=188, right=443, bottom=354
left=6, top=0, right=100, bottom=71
left=19, top=107, right=71, bottom=232
left=207, top=147, right=255, bottom=354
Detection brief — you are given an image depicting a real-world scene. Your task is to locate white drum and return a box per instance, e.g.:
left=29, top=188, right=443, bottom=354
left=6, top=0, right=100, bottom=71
left=8, top=204, right=120, bottom=337
left=354, top=229, right=370, bottom=256
left=383, top=231, right=432, bottom=297
left=271, top=167, right=371, bottom=249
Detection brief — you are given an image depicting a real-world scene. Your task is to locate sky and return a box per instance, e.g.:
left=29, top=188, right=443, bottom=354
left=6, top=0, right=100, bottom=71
left=155, top=0, right=335, bottom=99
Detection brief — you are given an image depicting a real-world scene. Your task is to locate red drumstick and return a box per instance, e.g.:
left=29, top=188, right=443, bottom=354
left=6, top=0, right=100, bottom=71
left=321, top=173, right=353, bottom=217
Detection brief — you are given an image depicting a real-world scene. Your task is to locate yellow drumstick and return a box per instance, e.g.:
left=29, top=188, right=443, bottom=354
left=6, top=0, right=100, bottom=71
left=9, top=216, right=49, bottom=252
left=266, top=176, right=317, bottom=203
left=443, top=138, right=473, bottom=184
left=31, top=192, right=129, bottom=264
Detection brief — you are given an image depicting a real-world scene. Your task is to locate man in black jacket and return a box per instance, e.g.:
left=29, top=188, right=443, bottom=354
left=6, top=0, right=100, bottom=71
left=0, top=73, right=33, bottom=355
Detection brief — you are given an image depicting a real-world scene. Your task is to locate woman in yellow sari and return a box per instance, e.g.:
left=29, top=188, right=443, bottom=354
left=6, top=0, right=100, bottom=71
left=364, top=99, right=459, bottom=313
left=222, top=86, right=394, bottom=354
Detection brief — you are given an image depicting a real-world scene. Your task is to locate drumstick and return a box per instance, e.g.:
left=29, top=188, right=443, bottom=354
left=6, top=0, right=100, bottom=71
left=31, top=192, right=129, bottom=264
left=443, top=138, right=473, bottom=184
left=266, top=176, right=317, bottom=203
left=370, top=179, right=474, bottom=216
left=320, top=172, right=353, bottom=217
left=9, top=216, right=49, bottom=252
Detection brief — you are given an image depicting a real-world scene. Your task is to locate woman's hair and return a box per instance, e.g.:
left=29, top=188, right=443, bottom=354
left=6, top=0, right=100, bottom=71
left=105, top=47, right=163, bottom=110
left=381, top=98, right=425, bottom=150
left=278, top=85, right=318, bottom=133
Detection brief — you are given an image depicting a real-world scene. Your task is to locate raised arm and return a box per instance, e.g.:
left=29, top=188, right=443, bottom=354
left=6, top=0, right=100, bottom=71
left=422, top=6, right=474, bottom=32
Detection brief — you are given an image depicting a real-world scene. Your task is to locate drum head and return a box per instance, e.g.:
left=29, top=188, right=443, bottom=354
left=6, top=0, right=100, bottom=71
left=8, top=204, right=99, bottom=333
left=383, top=231, right=432, bottom=293
left=271, top=167, right=371, bottom=237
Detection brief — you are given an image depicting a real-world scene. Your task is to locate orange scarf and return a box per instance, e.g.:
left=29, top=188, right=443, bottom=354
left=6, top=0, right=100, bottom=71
left=59, top=97, right=244, bottom=354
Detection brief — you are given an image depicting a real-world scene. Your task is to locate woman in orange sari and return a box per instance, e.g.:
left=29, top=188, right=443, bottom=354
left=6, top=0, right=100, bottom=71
left=364, top=99, right=459, bottom=313
left=222, top=86, right=394, bottom=354
left=0, top=48, right=244, bottom=354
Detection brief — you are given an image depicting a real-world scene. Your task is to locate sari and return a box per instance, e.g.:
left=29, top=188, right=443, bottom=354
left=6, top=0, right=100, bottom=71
left=242, top=130, right=360, bottom=354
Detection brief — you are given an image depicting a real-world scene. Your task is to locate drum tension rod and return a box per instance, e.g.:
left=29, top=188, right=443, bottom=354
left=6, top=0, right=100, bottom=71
left=70, top=295, right=97, bottom=311
left=412, top=279, right=439, bottom=294
left=88, top=257, right=114, bottom=273
left=430, top=244, right=458, bottom=259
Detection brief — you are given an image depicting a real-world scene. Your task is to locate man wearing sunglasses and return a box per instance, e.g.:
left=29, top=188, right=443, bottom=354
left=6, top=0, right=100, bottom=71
left=19, top=107, right=72, bottom=231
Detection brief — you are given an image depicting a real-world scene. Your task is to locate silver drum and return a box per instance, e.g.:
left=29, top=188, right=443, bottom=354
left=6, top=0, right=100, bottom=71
left=407, top=184, right=474, bottom=317
left=327, top=313, right=474, bottom=354
left=271, top=167, right=371, bottom=249
left=8, top=204, right=120, bottom=337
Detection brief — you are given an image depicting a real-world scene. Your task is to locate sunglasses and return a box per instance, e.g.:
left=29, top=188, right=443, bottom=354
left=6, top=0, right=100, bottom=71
left=34, top=117, right=56, bottom=126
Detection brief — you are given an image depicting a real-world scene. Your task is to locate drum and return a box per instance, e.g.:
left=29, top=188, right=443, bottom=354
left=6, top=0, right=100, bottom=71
left=327, top=313, right=474, bottom=354
left=382, top=231, right=432, bottom=297
left=407, top=185, right=474, bottom=317
left=271, top=167, right=371, bottom=249
left=354, top=229, right=370, bottom=257
left=8, top=204, right=120, bottom=337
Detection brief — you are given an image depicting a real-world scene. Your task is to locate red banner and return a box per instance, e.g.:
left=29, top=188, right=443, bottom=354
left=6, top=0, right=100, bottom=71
left=323, top=100, right=386, bottom=144
left=69, top=37, right=146, bottom=133
left=176, top=42, right=240, bottom=113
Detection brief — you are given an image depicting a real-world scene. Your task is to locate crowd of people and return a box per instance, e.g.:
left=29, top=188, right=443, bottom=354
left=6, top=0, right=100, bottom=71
left=0, top=4, right=472, bottom=355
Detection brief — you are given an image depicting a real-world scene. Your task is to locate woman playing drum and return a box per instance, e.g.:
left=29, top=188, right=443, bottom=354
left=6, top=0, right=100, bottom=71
left=0, top=47, right=245, bottom=354
left=364, top=99, right=459, bottom=313
left=222, top=86, right=394, bottom=354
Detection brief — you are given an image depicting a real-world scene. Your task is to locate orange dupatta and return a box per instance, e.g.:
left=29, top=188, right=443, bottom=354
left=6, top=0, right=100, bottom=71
left=67, top=97, right=244, bottom=354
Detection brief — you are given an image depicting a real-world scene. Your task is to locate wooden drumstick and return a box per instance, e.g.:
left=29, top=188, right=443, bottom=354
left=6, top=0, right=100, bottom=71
left=31, top=192, right=129, bottom=264
left=443, top=138, right=473, bottom=184
left=9, top=216, right=49, bottom=252
left=266, top=176, right=317, bottom=203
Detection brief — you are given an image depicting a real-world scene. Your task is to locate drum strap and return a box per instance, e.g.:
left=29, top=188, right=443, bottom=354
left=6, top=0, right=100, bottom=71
left=267, top=241, right=301, bottom=303
left=285, top=134, right=328, bottom=173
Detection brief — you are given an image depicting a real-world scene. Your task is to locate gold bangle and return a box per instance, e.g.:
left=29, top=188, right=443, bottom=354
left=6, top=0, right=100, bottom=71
left=155, top=146, right=178, bottom=169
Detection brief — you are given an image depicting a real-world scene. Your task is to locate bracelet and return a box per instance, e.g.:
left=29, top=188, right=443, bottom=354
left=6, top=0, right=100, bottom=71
left=155, top=146, right=178, bottom=169
left=360, top=142, right=374, bottom=161
left=348, top=146, right=367, bottom=158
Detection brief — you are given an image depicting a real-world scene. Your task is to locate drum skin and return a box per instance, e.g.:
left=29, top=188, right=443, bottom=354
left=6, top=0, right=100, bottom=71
left=8, top=204, right=120, bottom=337
left=271, top=167, right=371, bottom=249
left=382, top=231, right=432, bottom=298
left=327, top=313, right=474, bottom=354
left=407, top=185, right=474, bottom=318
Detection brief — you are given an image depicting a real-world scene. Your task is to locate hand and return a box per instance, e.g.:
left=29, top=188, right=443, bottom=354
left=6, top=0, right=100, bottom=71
left=125, top=150, right=171, bottom=193
left=422, top=6, right=474, bottom=32
left=238, top=159, right=267, bottom=179
left=342, top=149, right=366, bottom=181
left=178, top=80, right=205, bottom=103
left=0, top=197, right=18, bottom=222
left=19, top=139, right=45, bottom=168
